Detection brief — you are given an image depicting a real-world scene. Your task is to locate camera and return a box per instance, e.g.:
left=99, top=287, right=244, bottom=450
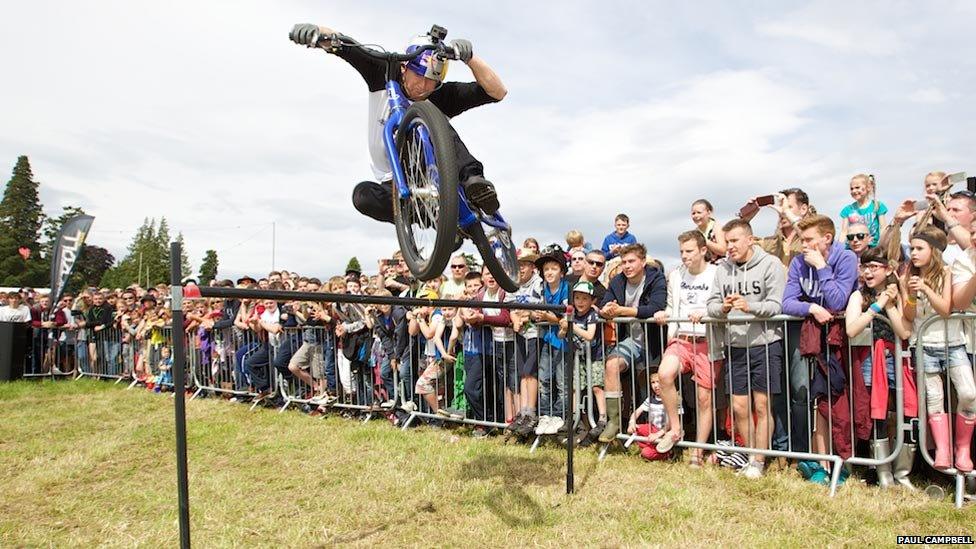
left=428, top=25, right=447, bottom=42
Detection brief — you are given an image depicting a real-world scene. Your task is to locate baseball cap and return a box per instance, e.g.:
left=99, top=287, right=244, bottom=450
left=572, top=281, right=595, bottom=295
left=417, top=288, right=439, bottom=300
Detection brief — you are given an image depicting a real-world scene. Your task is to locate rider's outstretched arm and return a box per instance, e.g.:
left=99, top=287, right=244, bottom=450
left=293, top=23, right=386, bottom=92
left=465, top=55, right=507, bottom=101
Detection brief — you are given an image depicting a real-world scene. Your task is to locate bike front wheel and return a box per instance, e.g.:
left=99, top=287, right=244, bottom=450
left=468, top=220, right=520, bottom=293
left=393, top=102, right=459, bottom=282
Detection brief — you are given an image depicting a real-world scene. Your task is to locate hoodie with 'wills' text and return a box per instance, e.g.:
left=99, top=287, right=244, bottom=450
left=706, top=245, right=785, bottom=347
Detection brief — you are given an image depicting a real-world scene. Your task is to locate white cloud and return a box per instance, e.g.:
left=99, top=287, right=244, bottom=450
left=756, top=3, right=902, bottom=56
left=1, top=1, right=975, bottom=280
left=909, top=87, right=947, bottom=104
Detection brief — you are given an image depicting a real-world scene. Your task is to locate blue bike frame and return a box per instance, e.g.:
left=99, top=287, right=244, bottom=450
left=381, top=80, right=509, bottom=233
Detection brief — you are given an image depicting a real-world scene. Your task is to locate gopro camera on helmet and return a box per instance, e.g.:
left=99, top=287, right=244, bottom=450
left=428, top=25, right=448, bottom=42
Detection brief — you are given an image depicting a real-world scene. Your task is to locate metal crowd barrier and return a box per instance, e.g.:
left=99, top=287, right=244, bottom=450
left=131, top=326, right=193, bottom=393
left=274, top=327, right=347, bottom=414
left=583, top=314, right=908, bottom=497
left=914, top=312, right=976, bottom=508
left=23, top=325, right=80, bottom=379
left=397, top=322, right=530, bottom=435
left=190, top=326, right=258, bottom=402
left=249, top=308, right=913, bottom=500
left=75, top=326, right=127, bottom=381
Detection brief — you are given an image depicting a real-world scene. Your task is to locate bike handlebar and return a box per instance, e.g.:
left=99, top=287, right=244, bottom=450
left=314, top=32, right=456, bottom=63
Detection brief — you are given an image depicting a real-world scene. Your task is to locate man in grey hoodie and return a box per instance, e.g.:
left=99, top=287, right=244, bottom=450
left=707, top=219, right=787, bottom=479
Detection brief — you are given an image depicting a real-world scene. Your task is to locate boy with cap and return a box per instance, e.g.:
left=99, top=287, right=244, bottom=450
left=559, top=280, right=607, bottom=443
left=533, top=245, right=570, bottom=435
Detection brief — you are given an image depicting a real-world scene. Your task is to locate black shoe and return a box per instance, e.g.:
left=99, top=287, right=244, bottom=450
left=505, top=413, right=524, bottom=432
left=515, top=413, right=538, bottom=437
left=587, top=420, right=607, bottom=444
left=461, top=175, right=500, bottom=215
left=573, top=422, right=590, bottom=445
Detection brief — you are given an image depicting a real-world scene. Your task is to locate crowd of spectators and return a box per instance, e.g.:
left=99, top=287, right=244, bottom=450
left=8, top=170, right=976, bottom=492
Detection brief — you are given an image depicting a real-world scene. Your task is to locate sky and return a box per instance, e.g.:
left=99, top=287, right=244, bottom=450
left=1, top=0, right=974, bottom=280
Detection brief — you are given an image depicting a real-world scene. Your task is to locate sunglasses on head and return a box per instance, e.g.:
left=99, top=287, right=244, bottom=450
left=846, top=233, right=868, bottom=242
left=586, top=259, right=605, bottom=267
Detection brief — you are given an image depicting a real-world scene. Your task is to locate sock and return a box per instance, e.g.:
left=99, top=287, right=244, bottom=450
left=599, top=414, right=608, bottom=422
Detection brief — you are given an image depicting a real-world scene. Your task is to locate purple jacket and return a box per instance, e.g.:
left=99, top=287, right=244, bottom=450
left=782, top=240, right=858, bottom=316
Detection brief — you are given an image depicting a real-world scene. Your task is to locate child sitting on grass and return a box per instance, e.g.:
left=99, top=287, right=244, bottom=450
left=627, top=373, right=675, bottom=461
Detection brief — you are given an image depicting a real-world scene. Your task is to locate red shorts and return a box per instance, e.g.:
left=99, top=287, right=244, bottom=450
left=664, top=338, right=722, bottom=390
left=635, top=424, right=670, bottom=461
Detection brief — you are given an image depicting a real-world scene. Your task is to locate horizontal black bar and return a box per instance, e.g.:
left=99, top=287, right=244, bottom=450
left=194, top=286, right=568, bottom=313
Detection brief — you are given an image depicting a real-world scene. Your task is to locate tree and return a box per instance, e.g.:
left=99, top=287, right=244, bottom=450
left=99, top=217, right=172, bottom=288
left=41, top=205, right=87, bottom=258
left=346, top=256, right=362, bottom=274
left=0, top=156, right=47, bottom=286
left=462, top=252, right=481, bottom=271
left=67, top=245, right=114, bottom=293
left=175, top=232, right=191, bottom=277
left=199, top=250, right=219, bottom=284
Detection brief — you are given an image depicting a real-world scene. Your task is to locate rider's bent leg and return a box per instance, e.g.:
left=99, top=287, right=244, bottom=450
left=451, top=127, right=500, bottom=215
left=352, top=180, right=395, bottom=224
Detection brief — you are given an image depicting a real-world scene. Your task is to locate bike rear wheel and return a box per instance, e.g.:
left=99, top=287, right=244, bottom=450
left=468, top=220, right=519, bottom=293
left=393, top=102, right=459, bottom=281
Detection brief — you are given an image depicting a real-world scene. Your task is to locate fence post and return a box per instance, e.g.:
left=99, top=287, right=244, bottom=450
left=565, top=306, right=575, bottom=495
left=170, top=242, right=192, bottom=548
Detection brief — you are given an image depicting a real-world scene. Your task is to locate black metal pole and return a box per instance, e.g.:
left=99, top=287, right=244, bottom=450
left=564, top=305, right=575, bottom=494
left=169, top=242, right=191, bottom=549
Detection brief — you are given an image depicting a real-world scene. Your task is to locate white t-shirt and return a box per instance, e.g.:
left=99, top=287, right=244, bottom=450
left=440, top=278, right=466, bottom=299
left=0, top=304, right=31, bottom=322
left=912, top=293, right=964, bottom=348
left=952, top=248, right=976, bottom=301
left=482, top=288, right=514, bottom=342
left=510, top=273, right=544, bottom=339
left=260, top=307, right=281, bottom=347
left=951, top=249, right=976, bottom=350
left=625, top=276, right=645, bottom=346
left=670, top=264, right=716, bottom=336
left=424, top=311, right=445, bottom=357
left=944, top=243, right=965, bottom=269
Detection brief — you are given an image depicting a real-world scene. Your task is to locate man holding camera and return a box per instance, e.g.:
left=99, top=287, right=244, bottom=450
left=739, top=189, right=816, bottom=268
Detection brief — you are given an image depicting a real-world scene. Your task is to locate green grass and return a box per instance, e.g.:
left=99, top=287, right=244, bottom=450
left=1, top=380, right=974, bottom=547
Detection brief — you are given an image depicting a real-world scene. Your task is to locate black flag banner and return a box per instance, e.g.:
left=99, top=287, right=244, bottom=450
left=49, top=215, right=94, bottom=303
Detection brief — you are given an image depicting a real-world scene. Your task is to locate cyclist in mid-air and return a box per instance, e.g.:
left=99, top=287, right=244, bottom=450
left=289, top=23, right=508, bottom=224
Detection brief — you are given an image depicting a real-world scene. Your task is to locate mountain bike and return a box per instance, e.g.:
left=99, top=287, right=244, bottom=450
left=306, top=25, right=520, bottom=292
